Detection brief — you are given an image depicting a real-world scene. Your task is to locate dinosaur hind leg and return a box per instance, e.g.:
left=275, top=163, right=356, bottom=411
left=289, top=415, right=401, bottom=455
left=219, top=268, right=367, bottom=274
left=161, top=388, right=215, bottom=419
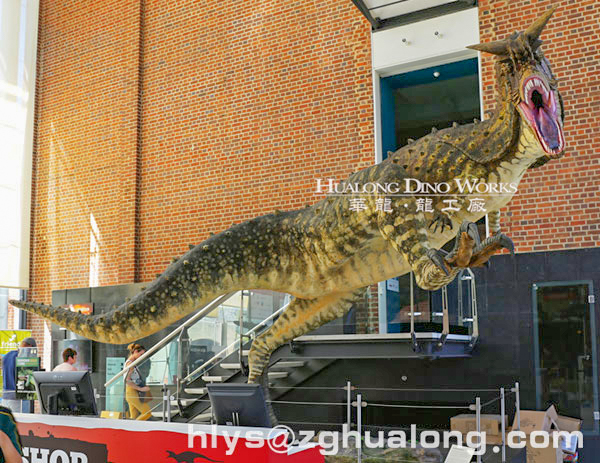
left=247, top=288, right=366, bottom=384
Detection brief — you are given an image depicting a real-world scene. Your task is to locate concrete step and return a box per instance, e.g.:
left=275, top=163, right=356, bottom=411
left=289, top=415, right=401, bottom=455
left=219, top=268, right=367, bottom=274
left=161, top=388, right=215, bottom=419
left=220, top=363, right=243, bottom=370
left=267, top=371, right=289, bottom=380
left=201, top=375, right=228, bottom=382
left=191, top=412, right=213, bottom=423
left=170, top=398, right=195, bottom=407
left=151, top=409, right=178, bottom=418
left=242, top=350, right=250, bottom=356
left=272, top=361, right=305, bottom=368
left=184, top=387, right=207, bottom=395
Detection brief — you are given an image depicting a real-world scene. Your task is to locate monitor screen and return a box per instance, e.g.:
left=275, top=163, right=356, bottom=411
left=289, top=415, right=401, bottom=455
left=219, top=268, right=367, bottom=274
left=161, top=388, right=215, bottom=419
left=207, top=383, right=273, bottom=428
left=32, top=371, right=98, bottom=416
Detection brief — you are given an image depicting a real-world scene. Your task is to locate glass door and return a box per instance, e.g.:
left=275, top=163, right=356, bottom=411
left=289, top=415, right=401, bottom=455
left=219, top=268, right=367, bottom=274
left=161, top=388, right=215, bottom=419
left=533, top=281, right=599, bottom=433
left=379, top=58, right=483, bottom=335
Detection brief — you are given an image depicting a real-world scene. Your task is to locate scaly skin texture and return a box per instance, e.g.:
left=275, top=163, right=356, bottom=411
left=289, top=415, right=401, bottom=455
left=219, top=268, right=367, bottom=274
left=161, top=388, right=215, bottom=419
left=10, top=9, right=565, bottom=386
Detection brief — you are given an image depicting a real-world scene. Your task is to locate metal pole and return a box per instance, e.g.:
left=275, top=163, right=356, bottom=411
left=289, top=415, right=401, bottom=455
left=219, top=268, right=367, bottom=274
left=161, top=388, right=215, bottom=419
left=347, top=381, right=352, bottom=430
left=500, top=387, right=506, bottom=463
left=166, top=388, right=171, bottom=423
left=357, top=394, right=362, bottom=463
left=410, top=272, right=415, bottom=335
left=515, top=382, right=521, bottom=431
left=476, top=397, right=482, bottom=462
left=162, top=385, right=167, bottom=422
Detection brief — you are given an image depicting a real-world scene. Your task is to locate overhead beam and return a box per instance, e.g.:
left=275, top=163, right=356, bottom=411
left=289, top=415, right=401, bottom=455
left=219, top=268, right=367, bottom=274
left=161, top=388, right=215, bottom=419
left=350, top=0, right=381, bottom=30
left=377, top=1, right=477, bottom=31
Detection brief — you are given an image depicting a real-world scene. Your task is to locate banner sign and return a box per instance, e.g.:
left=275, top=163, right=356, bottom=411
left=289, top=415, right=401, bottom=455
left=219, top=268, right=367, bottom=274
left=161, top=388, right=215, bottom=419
left=0, top=330, right=32, bottom=391
left=15, top=414, right=324, bottom=463
left=15, top=355, right=39, bottom=399
left=0, top=330, right=33, bottom=355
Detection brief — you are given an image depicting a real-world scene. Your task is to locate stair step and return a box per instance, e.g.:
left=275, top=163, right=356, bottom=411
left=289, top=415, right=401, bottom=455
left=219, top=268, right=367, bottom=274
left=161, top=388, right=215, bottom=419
left=191, top=412, right=213, bottom=423
left=170, top=398, right=195, bottom=407
left=184, top=387, right=207, bottom=395
left=151, top=409, right=178, bottom=418
left=267, top=371, right=289, bottom=380
left=242, top=350, right=250, bottom=356
left=272, top=361, right=305, bottom=368
left=220, top=363, right=243, bottom=370
left=202, top=375, right=228, bottom=382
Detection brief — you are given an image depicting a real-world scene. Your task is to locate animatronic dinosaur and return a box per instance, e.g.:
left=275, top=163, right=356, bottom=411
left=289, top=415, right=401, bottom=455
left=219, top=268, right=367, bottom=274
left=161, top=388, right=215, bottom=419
left=11, top=9, right=564, bottom=385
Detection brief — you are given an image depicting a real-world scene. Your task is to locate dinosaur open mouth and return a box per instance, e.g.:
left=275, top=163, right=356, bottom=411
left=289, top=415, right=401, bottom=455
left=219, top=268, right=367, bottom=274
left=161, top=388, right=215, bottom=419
left=518, top=76, right=564, bottom=156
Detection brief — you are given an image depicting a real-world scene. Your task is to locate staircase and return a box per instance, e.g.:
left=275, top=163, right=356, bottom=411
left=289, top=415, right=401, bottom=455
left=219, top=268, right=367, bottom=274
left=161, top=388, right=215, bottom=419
left=106, top=278, right=480, bottom=423
left=168, top=339, right=335, bottom=423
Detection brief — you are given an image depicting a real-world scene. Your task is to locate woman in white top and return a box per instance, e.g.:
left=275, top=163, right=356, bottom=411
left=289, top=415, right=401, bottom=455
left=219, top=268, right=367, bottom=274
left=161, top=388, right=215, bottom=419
left=53, top=348, right=78, bottom=372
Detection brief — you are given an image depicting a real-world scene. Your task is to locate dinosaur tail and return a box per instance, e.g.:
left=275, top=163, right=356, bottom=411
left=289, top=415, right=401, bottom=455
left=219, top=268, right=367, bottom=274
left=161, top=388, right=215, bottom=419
left=9, top=211, right=299, bottom=344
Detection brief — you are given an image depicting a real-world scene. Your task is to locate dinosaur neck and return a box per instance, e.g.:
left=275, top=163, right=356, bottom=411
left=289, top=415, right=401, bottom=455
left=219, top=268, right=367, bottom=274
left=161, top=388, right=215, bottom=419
left=479, top=96, right=521, bottom=164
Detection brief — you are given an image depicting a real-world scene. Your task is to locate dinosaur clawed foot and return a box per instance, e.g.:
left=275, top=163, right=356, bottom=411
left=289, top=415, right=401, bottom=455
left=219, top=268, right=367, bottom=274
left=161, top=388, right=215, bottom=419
left=468, top=232, right=514, bottom=267
left=427, top=221, right=494, bottom=274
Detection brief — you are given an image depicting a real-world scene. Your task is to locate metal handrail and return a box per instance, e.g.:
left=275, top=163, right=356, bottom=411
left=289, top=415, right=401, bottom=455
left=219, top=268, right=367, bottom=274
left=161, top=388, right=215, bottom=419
left=182, top=300, right=291, bottom=384
left=104, top=292, right=236, bottom=388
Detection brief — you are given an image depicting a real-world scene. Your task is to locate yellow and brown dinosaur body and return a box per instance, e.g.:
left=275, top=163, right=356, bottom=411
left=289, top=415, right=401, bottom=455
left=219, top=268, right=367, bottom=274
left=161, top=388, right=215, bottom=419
left=10, top=9, right=564, bottom=385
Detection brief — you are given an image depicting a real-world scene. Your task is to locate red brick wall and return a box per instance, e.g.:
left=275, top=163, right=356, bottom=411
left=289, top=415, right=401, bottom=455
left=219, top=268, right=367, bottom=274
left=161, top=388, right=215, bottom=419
left=23, top=0, right=373, bottom=358
left=136, top=1, right=373, bottom=280
left=19, top=1, right=600, bottom=353
left=478, top=0, right=600, bottom=252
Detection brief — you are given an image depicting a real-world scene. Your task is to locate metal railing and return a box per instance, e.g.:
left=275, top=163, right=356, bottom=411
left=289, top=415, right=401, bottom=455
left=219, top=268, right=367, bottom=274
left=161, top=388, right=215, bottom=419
left=410, top=269, right=479, bottom=350
left=104, top=292, right=236, bottom=388
left=182, top=300, right=291, bottom=384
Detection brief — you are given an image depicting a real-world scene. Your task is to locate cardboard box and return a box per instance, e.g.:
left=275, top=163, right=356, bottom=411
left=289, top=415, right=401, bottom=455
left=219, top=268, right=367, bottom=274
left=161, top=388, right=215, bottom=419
left=451, top=414, right=508, bottom=436
left=526, top=444, right=563, bottom=463
left=511, top=404, right=558, bottom=434
left=510, top=406, right=582, bottom=463
left=100, top=410, right=123, bottom=419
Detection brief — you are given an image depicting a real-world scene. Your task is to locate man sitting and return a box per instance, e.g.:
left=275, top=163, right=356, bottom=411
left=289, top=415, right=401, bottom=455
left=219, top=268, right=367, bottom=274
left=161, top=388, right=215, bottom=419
left=53, top=348, right=78, bottom=372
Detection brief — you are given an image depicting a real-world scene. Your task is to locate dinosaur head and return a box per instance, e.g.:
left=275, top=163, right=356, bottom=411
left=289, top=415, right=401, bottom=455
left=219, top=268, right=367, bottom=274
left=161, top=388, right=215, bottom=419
left=468, top=7, right=565, bottom=160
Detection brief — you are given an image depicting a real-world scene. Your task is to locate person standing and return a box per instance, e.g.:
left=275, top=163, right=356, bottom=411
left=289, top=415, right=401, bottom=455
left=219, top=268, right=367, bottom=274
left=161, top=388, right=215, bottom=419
left=1, top=338, right=36, bottom=413
left=0, top=406, right=23, bottom=463
left=125, top=343, right=152, bottom=420
left=53, top=348, right=78, bottom=372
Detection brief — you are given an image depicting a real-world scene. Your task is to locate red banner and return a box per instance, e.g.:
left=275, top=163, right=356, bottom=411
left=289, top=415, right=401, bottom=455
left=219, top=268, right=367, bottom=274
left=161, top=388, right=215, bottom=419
left=15, top=414, right=324, bottom=463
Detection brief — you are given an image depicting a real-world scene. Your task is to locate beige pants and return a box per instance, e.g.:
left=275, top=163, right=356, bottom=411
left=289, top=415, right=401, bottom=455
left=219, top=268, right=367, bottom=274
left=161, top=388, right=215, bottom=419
left=125, top=386, right=151, bottom=420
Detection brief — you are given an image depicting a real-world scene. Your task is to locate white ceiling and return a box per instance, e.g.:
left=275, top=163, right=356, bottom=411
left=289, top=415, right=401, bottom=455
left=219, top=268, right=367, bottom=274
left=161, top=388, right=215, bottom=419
left=364, top=0, right=458, bottom=21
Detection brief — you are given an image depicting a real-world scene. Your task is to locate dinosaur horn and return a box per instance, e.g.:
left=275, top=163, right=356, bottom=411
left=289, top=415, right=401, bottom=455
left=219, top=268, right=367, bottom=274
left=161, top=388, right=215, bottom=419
left=525, top=6, right=557, bottom=42
left=466, top=40, right=508, bottom=57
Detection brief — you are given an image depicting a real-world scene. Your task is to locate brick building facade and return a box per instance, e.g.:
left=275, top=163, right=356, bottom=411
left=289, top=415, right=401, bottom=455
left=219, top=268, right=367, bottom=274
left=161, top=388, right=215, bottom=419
left=14, top=0, right=600, bottom=376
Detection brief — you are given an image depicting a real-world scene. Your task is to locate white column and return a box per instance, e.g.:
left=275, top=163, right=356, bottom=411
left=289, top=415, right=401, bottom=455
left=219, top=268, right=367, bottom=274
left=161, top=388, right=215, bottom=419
left=0, top=0, right=39, bottom=289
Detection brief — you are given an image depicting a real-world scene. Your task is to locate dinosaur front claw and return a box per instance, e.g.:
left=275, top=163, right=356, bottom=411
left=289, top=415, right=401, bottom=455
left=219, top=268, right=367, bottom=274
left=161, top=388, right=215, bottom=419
left=427, top=249, right=450, bottom=276
left=429, top=212, right=453, bottom=234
